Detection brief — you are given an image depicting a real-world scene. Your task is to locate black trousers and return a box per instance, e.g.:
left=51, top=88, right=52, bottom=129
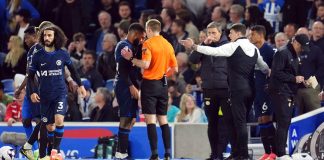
left=230, top=88, right=254, bottom=158
left=270, top=92, right=294, bottom=157
left=203, top=89, right=235, bottom=158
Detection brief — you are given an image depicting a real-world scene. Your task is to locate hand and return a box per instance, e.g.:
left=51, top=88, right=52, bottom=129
left=180, top=38, right=195, bottom=49
left=78, top=86, right=87, bottom=98
left=295, top=76, right=304, bottom=84
left=121, top=46, right=133, bottom=60
left=203, top=36, right=214, bottom=44
left=14, top=89, right=21, bottom=99
left=319, top=91, right=324, bottom=100
left=68, top=80, right=78, bottom=93
left=31, top=93, right=40, bottom=103
left=68, top=42, right=76, bottom=53
left=7, top=118, right=16, bottom=126
left=129, top=85, right=139, bottom=99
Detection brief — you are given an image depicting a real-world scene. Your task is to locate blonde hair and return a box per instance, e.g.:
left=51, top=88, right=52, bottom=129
left=177, top=93, right=196, bottom=122
left=5, top=36, right=25, bottom=67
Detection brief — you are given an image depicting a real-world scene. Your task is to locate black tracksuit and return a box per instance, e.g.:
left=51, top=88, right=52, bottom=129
left=268, top=43, right=300, bottom=157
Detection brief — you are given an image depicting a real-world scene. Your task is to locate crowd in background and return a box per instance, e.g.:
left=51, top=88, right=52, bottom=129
left=0, top=0, right=324, bottom=124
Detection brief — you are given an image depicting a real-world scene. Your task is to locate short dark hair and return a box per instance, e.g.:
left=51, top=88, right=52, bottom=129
left=251, top=25, right=266, bottom=38
left=176, top=9, right=191, bottom=23
left=173, top=19, right=186, bottom=31
left=230, top=23, right=246, bottom=35
left=24, top=26, right=36, bottom=35
left=14, top=9, right=31, bottom=23
left=119, top=1, right=131, bottom=9
left=73, top=32, right=85, bottom=42
left=83, top=50, right=96, bottom=60
left=285, top=23, right=298, bottom=31
left=118, top=20, right=131, bottom=34
left=165, top=8, right=176, bottom=21
left=39, top=25, right=67, bottom=49
left=128, top=23, right=145, bottom=34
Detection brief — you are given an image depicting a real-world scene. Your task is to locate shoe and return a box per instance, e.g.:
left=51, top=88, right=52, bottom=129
left=149, top=154, right=159, bottom=160
left=258, top=153, right=269, bottom=160
left=39, top=156, right=50, bottom=160
left=164, top=153, right=171, bottom=160
left=50, top=149, right=63, bottom=160
left=20, top=147, right=35, bottom=160
left=265, top=153, right=276, bottom=160
left=114, top=152, right=129, bottom=159
left=276, top=155, right=292, bottom=160
left=225, top=154, right=237, bottom=160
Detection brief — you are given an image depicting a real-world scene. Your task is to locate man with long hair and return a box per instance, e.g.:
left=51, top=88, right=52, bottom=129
left=28, top=25, right=86, bottom=160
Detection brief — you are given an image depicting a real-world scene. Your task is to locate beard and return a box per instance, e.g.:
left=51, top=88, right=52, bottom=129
left=44, top=40, right=54, bottom=47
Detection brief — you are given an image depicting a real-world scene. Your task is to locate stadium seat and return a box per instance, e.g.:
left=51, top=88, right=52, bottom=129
left=105, top=79, right=115, bottom=93
left=1, top=79, right=14, bottom=93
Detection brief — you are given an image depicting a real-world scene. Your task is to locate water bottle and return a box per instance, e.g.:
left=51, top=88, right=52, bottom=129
left=97, top=144, right=103, bottom=159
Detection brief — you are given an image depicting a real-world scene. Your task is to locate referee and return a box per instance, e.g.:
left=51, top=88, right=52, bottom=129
left=121, top=19, right=178, bottom=160
left=181, top=23, right=270, bottom=160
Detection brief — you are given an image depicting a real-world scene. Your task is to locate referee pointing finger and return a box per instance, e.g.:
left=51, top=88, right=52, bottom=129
left=122, top=19, right=178, bottom=160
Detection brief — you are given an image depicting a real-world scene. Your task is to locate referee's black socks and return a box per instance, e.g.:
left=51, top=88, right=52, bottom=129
left=160, top=124, right=171, bottom=157
left=147, top=124, right=158, bottom=156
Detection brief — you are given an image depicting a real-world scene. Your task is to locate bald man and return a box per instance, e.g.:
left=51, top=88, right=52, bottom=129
left=311, top=21, right=324, bottom=53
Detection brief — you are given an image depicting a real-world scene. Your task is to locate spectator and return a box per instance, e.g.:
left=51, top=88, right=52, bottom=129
left=283, top=23, right=298, bottom=40
left=244, top=5, right=274, bottom=37
left=6, top=0, right=40, bottom=33
left=0, top=82, right=13, bottom=106
left=162, top=0, right=173, bottom=8
left=78, top=79, right=96, bottom=121
left=90, top=87, right=118, bottom=122
left=117, top=20, right=130, bottom=40
left=200, top=0, right=219, bottom=30
left=54, top=0, right=91, bottom=41
left=5, top=88, right=25, bottom=126
left=171, top=19, right=189, bottom=54
left=168, top=80, right=183, bottom=108
left=68, top=32, right=87, bottom=61
left=317, top=3, right=324, bottom=23
left=177, top=9, right=200, bottom=43
left=199, top=29, right=207, bottom=44
left=259, top=0, right=284, bottom=32
left=175, top=93, right=207, bottom=123
left=1, top=36, right=27, bottom=80
left=307, top=0, right=324, bottom=27
left=211, top=6, right=227, bottom=30
left=227, top=4, right=245, bottom=30
left=114, top=1, right=136, bottom=29
left=89, top=11, right=114, bottom=54
left=95, top=0, right=120, bottom=26
left=167, top=92, right=180, bottom=123
left=311, top=21, right=324, bottom=53
left=77, top=50, right=104, bottom=91
left=176, top=52, right=196, bottom=84
left=219, top=0, right=234, bottom=13
left=139, top=9, right=155, bottom=27
left=160, top=8, right=176, bottom=36
left=274, top=32, right=289, bottom=49
left=13, top=9, right=31, bottom=41
left=97, top=33, right=117, bottom=81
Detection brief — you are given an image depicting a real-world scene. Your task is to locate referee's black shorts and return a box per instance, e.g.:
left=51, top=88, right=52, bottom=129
left=141, top=79, right=168, bottom=115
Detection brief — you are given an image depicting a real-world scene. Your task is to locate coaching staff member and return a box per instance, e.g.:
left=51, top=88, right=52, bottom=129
left=121, top=19, right=178, bottom=160
left=181, top=23, right=270, bottom=160
left=268, top=34, right=308, bottom=159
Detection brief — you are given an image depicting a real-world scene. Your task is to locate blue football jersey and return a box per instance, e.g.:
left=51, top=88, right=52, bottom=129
left=29, top=48, right=72, bottom=100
